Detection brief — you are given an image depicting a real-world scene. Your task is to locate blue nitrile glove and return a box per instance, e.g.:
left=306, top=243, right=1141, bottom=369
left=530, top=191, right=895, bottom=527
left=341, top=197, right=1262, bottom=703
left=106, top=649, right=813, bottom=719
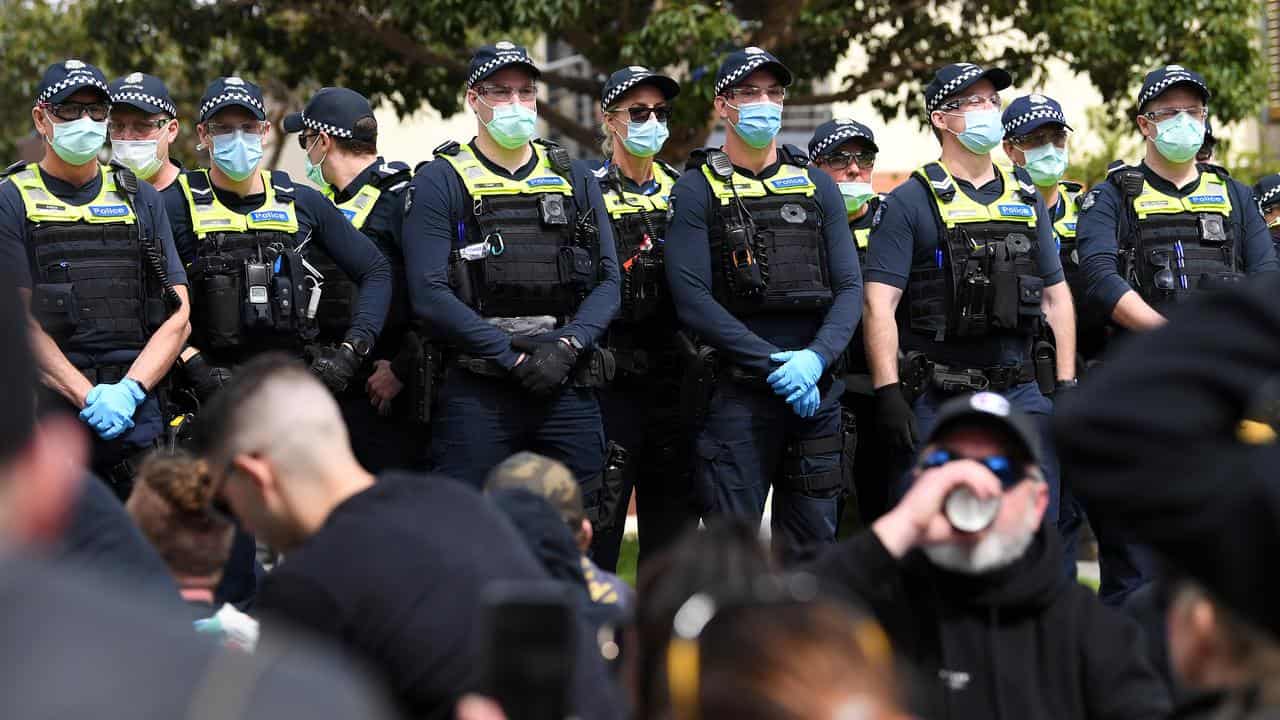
left=789, top=384, right=821, bottom=418
left=768, top=349, right=825, bottom=400
left=78, top=378, right=145, bottom=440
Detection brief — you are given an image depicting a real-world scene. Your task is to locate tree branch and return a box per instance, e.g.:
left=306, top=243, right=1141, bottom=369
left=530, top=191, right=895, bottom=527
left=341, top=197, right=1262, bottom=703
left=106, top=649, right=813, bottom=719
left=538, top=102, right=599, bottom=150
left=787, top=60, right=933, bottom=105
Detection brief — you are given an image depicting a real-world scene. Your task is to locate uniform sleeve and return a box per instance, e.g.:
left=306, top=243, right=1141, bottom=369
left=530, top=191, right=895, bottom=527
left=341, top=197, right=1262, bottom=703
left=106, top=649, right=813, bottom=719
left=1232, top=178, right=1280, bottom=275
left=559, top=163, right=620, bottom=348
left=1074, top=183, right=1131, bottom=317
left=0, top=182, right=31, bottom=288
left=1032, top=194, right=1064, bottom=286
left=664, top=171, right=781, bottom=371
left=808, top=170, right=861, bottom=367
left=161, top=185, right=197, bottom=267
left=139, top=183, right=186, bottom=286
left=299, top=187, right=391, bottom=347
left=864, top=183, right=922, bottom=289
left=401, top=161, right=522, bottom=368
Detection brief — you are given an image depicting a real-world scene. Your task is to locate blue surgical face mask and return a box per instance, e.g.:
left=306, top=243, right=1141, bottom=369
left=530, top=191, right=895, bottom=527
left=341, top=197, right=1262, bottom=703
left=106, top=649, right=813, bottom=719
left=621, top=116, right=669, bottom=158
left=480, top=98, right=537, bottom=150
left=1152, top=112, right=1205, bottom=164
left=1022, top=143, right=1069, bottom=187
left=952, top=108, right=1004, bottom=155
left=210, top=130, right=263, bottom=182
left=729, top=101, right=783, bottom=149
left=48, top=115, right=107, bottom=166
left=838, top=181, right=876, bottom=214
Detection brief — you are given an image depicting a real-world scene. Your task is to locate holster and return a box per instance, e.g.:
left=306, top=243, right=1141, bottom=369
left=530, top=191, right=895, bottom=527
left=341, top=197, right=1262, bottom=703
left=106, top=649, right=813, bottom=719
left=899, top=351, right=931, bottom=402
left=780, top=432, right=845, bottom=499
left=572, top=347, right=616, bottom=388
left=1033, top=338, right=1057, bottom=396
left=587, top=441, right=631, bottom=537
left=408, top=334, right=440, bottom=424
left=676, top=332, right=717, bottom=430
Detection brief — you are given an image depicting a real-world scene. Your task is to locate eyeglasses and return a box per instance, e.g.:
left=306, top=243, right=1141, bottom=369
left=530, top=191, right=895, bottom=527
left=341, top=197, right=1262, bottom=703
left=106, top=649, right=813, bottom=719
left=297, top=131, right=321, bottom=150
left=44, top=101, right=111, bottom=122
left=920, top=448, right=1022, bottom=488
left=724, top=85, right=786, bottom=103
left=940, top=93, right=1001, bottom=112
left=1009, top=128, right=1070, bottom=149
left=204, top=120, right=268, bottom=136
left=1141, top=106, right=1208, bottom=123
left=819, top=149, right=877, bottom=171
left=666, top=574, right=891, bottom=720
left=608, top=105, right=672, bottom=123
left=107, top=118, right=172, bottom=137
left=476, top=84, right=538, bottom=103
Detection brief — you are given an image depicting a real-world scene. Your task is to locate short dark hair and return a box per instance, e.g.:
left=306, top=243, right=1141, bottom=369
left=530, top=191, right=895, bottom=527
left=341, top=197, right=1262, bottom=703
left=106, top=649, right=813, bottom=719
left=189, top=352, right=307, bottom=460
left=0, top=277, right=36, bottom=468
left=334, top=115, right=378, bottom=156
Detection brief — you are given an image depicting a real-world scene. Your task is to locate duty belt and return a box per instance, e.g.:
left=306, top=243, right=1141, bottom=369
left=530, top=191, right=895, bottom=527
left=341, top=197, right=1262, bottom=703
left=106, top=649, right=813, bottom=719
left=449, top=349, right=614, bottom=388
left=612, top=347, right=681, bottom=378
left=928, top=360, right=1035, bottom=393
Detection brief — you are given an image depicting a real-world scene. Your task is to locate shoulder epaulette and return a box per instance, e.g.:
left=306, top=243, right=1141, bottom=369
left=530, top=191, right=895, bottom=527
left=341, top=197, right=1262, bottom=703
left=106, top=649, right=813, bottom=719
left=921, top=162, right=955, bottom=202
left=432, top=140, right=461, bottom=158
left=779, top=143, right=810, bottom=167
left=269, top=170, right=296, bottom=201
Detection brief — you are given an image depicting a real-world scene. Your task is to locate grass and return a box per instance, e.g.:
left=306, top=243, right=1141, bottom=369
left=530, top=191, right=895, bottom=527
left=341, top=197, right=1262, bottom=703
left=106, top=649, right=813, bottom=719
left=618, top=535, right=639, bottom=587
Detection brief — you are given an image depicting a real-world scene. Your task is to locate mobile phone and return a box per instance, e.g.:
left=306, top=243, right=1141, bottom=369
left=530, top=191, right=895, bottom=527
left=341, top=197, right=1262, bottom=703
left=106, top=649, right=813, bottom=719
left=478, top=580, right=577, bottom=720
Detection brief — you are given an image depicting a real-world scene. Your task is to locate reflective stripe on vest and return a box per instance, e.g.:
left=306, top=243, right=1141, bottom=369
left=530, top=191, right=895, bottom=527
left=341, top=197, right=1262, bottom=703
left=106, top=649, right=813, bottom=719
left=854, top=226, right=871, bottom=250
left=441, top=143, right=572, bottom=197
left=323, top=183, right=382, bottom=230
left=179, top=169, right=300, bottom=237
left=1131, top=172, right=1232, bottom=219
left=12, top=164, right=136, bottom=225
left=915, top=163, right=1037, bottom=228
left=702, top=162, right=816, bottom=202
left=602, top=163, right=677, bottom=217
left=1053, top=182, right=1080, bottom=241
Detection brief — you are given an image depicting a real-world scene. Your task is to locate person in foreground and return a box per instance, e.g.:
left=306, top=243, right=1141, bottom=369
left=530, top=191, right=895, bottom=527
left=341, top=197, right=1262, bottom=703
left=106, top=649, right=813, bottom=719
left=192, top=352, right=622, bottom=720
left=808, top=391, right=1171, bottom=719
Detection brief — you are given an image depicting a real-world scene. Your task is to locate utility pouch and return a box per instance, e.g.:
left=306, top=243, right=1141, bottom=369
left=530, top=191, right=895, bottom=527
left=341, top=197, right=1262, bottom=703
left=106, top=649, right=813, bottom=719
left=199, top=272, right=241, bottom=348
left=573, top=346, right=616, bottom=388
left=557, top=246, right=594, bottom=286
left=32, top=283, right=80, bottom=338
left=1034, top=339, right=1057, bottom=396
left=953, top=263, right=992, bottom=337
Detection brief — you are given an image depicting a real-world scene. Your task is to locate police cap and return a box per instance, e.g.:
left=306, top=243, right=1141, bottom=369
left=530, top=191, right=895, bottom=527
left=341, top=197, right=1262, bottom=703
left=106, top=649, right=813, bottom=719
left=1001, top=93, right=1072, bottom=139
left=924, top=63, right=1012, bottom=114
left=282, top=87, right=377, bottom=142
left=109, top=72, right=177, bottom=118
left=1137, top=64, right=1211, bottom=113
left=198, top=76, right=267, bottom=123
left=1256, top=173, right=1280, bottom=212
left=468, top=41, right=541, bottom=89
left=808, top=118, right=879, bottom=160
left=600, top=66, right=680, bottom=110
left=36, top=59, right=110, bottom=106
left=714, top=47, right=793, bottom=96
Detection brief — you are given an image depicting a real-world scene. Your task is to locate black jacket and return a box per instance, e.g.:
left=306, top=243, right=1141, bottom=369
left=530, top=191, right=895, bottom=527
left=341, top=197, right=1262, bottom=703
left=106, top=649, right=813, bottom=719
left=808, top=527, right=1171, bottom=720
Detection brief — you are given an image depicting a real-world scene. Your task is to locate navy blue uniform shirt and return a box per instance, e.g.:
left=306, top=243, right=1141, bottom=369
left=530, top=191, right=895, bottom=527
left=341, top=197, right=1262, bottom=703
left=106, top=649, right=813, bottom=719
left=402, top=140, right=620, bottom=370
left=866, top=166, right=1064, bottom=367
left=1075, top=162, right=1279, bottom=318
left=170, top=171, right=392, bottom=347
left=664, top=152, right=862, bottom=375
left=0, top=164, right=186, bottom=290
left=151, top=161, right=195, bottom=266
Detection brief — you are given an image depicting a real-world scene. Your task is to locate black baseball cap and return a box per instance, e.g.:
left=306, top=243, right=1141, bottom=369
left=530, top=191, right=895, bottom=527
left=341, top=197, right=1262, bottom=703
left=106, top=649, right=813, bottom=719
left=109, top=72, right=177, bottom=117
left=714, top=47, right=792, bottom=96
left=282, top=87, right=377, bottom=142
left=600, top=66, right=680, bottom=110
left=35, top=59, right=110, bottom=106
left=1256, top=174, right=1280, bottom=212
left=198, top=76, right=267, bottom=123
left=808, top=118, right=879, bottom=159
left=1137, top=64, right=1210, bottom=113
left=467, top=41, right=540, bottom=88
left=926, top=392, right=1042, bottom=465
left=924, top=63, right=1013, bottom=113
left=1001, top=93, right=1072, bottom=138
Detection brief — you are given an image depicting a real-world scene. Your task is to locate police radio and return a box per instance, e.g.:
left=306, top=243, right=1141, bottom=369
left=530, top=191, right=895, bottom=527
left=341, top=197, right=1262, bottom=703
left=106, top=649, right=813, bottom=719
left=706, top=150, right=766, bottom=297
left=243, top=262, right=273, bottom=329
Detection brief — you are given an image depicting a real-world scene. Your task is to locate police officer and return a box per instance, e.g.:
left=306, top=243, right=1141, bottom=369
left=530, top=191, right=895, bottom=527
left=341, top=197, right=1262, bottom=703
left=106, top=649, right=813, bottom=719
left=0, top=60, right=190, bottom=496
left=171, top=76, right=392, bottom=401
left=281, top=87, right=423, bottom=473
left=807, top=117, right=887, bottom=527
left=1254, top=173, right=1280, bottom=259
left=402, top=42, right=620, bottom=494
left=106, top=73, right=192, bottom=262
left=1077, top=65, right=1278, bottom=335
left=665, top=47, right=862, bottom=563
left=588, top=66, right=692, bottom=569
left=863, top=63, right=1075, bottom=530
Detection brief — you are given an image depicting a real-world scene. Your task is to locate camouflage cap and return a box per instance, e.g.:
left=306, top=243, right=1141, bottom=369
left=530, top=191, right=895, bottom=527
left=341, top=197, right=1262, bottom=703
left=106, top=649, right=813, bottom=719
left=484, top=451, right=585, bottom=527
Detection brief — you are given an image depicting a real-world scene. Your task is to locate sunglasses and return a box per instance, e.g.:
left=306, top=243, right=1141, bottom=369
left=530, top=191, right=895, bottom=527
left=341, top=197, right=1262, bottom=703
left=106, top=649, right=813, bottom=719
left=1148, top=249, right=1188, bottom=291
left=45, top=101, right=111, bottom=122
left=920, top=448, right=1022, bottom=488
left=819, top=149, right=876, bottom=171
left=609, top=105, right=672, bottom=123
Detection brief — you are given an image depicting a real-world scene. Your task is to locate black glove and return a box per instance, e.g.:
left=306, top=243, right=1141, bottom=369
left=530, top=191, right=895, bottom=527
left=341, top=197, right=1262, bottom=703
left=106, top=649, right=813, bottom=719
left=180, top=351, right=233, bottom=400
left=308, top=343, right=360, bottom=393
left=874, top=383, right=920, bottom=450
left=511, top=338, right=579, bottom=396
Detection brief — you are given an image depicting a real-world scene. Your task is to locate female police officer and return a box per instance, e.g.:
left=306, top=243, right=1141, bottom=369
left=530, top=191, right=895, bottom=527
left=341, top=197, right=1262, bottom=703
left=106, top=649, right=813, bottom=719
left=587, top=66, right=695, bottom=569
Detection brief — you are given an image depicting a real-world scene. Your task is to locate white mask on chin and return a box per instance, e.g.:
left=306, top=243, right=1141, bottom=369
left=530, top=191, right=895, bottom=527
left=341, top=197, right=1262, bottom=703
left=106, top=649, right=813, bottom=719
left=923, top=502, right=1039, bottom=575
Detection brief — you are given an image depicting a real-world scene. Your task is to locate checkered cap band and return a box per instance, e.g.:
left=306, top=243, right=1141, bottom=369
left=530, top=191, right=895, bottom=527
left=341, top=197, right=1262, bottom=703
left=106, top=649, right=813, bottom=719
left=812, top=126, right=873, bottom=159
left=1139, top=73, right=1206, bottom=109
left=716, top=57, right=773, bottom=95
left=603, top=73, right=652, bottom=109
left=468, top=54, right=533, bottom=88
left=927, top=66, right=983, bottom=112
left=1260, top=184, right=1280, bottom=209
left=1004, top=106, right=1066, bottom=135
left=110, top=90, right=176, bottom=117
left=300, top=113, right=353, bottom=138
left=200, top=91, right=265, bottom=119
left=38, top=74, right=109, bottom=104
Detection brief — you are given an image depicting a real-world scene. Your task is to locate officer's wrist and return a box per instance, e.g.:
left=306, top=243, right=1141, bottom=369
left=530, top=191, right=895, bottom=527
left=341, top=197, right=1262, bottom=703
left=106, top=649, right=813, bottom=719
left=1055, top=378, right=1079, bottom=389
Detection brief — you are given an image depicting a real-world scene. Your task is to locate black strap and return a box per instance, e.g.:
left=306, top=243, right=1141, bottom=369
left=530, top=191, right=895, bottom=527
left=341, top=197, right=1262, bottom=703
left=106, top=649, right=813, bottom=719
left=919, top=162, right=956, bottom=202
left=371, top=160, right=412, bottom=190
left=790, top=468, right=844, bottom=494
left=785, top=433, right=843, bottom=458
left=1, top=160, right=26, bottom=179
left=1012, top=166, right=1038, bottom=204
left=268, top=170, right=296, bottom=202
left=187, top=169, right=215, bottom=205
left=779, top=143, right=810, bottom=167
left=433, top=140, right=461, bottom=158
